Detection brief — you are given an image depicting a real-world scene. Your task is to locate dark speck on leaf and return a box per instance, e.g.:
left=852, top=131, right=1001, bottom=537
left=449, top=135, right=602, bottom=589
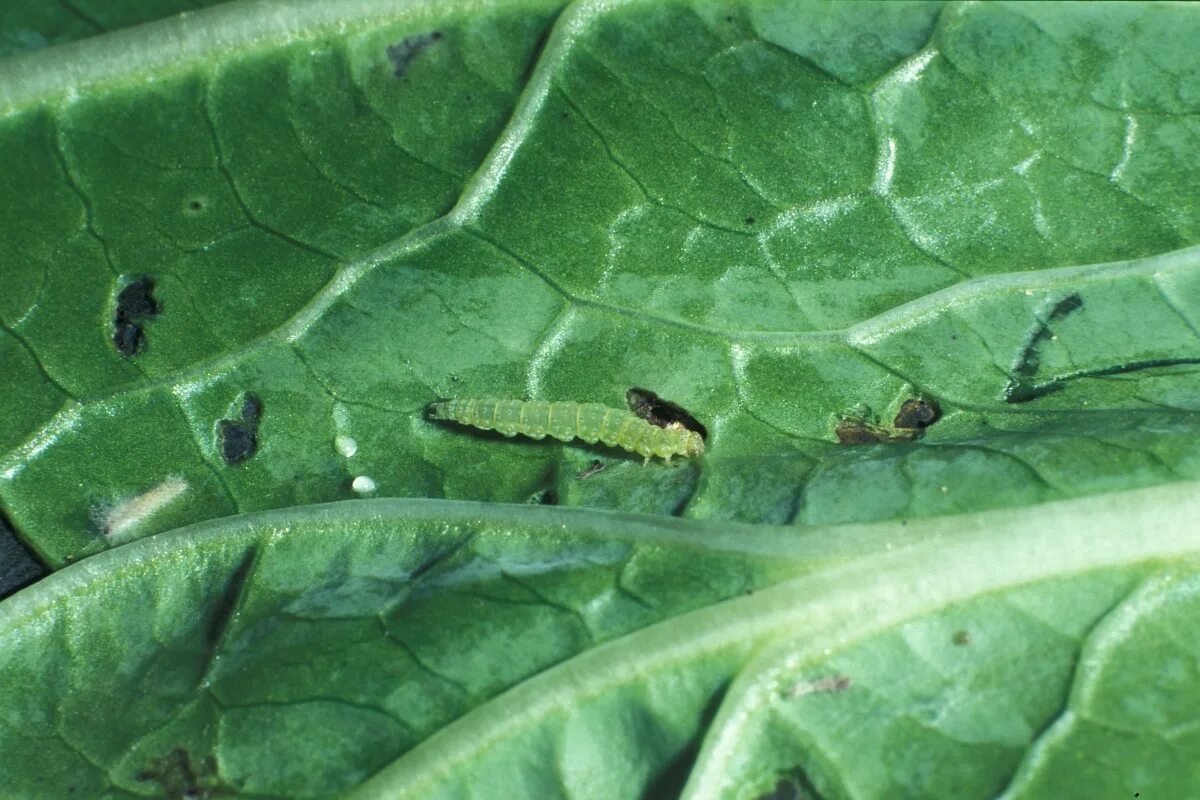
left=745, top=216, right=755, bottom=225
left=894, top=398, right=941, bottom=430
left=386, top=31, right=444, bottom=78
left=187, top=199, right=203, bottom=212
left=953, top=630, right=971, bottom=646
left=112, top=276, right=159, bottom=357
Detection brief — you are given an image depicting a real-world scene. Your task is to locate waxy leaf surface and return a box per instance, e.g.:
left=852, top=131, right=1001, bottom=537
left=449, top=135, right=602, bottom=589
left=2, top=1, right=1199, bottom=567
left=2, top=486, right=1198, bottom=797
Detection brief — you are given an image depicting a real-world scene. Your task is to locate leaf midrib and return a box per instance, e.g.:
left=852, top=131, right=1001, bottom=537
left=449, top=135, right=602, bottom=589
left=348, top=480, right=1200, bottom=798
left=0, top=0, right=561, bottom=114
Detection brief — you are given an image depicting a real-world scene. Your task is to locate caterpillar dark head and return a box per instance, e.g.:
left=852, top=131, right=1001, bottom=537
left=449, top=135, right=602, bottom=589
left=425, top=399, right=450, bottom=418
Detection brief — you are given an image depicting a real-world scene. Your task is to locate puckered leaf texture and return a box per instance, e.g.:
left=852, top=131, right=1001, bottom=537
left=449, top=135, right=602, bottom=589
left=1, top=0, right=1198, bottom=796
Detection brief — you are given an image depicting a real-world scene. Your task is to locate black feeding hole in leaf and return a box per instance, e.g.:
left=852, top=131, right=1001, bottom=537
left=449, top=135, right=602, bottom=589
left=219, top=421, right=256, bottom=465
left=386, top=31, right=444, bottom=78
left=111, top=276, right=160, bottom=357
left=217, top=393, right=262, bottom=466
left=626, top=388, right=708, bottom=440
left=893, top=398, right=941, bottom=430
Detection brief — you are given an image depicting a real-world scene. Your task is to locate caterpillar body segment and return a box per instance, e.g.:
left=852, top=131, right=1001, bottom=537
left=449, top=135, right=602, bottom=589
left=427, top=398, right=705, bottom=462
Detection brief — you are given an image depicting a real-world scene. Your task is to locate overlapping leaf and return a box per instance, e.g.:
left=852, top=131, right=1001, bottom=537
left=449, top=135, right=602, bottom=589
left=3, top=1, right=1199, bottom=570
left=3, top=2, right=1200, bottom=794
left=2, top=485, right=1198, bottom=797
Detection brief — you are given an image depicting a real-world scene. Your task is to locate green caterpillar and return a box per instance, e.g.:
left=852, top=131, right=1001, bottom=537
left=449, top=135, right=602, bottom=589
left=427, top=398, right=705, bottom=462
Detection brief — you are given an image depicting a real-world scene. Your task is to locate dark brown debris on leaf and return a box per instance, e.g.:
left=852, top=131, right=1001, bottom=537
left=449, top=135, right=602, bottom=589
left=835, top=418, right=918, bottom=445
left=893, top=398, right=941, bottom=430
left=838, top=397, right=941, bottom=445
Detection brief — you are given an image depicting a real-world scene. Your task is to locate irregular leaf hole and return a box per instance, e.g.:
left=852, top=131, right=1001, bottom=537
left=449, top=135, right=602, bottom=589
left=626, top=388, right=707, bottom=440
left=111, top=275, right=159, bottom=357
left=835, top=417, right=913, bottom=445
left=837, top=397, right=940, bottom=445
left=217, top=392, right=262, bottom=466
left=219, top=421, right=256, bottom=465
